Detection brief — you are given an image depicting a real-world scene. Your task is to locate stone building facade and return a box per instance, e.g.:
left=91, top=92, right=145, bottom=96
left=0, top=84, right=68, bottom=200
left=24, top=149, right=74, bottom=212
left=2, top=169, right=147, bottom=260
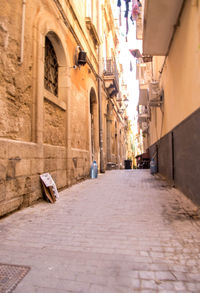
left=0, top=0, right=128, bottom=216
left=136, top=0, right=200, bottom=204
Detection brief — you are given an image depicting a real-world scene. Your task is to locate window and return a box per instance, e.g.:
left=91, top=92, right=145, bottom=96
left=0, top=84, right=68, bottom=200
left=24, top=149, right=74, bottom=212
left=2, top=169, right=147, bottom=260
left=44, top=36, right=58, bottom=96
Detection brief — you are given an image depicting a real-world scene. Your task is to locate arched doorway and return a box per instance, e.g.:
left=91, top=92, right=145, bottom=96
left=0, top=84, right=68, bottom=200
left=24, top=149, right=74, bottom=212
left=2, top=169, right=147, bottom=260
left=115, top=120, right=118, bottom=164
left=106, top=102, right=112, bottom=167
left=89, top=88, right=97, bottom=162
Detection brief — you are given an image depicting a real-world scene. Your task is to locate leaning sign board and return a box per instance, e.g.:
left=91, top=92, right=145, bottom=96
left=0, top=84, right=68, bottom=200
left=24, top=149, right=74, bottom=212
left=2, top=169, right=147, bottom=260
left=40, top=173, right=59, bottom=203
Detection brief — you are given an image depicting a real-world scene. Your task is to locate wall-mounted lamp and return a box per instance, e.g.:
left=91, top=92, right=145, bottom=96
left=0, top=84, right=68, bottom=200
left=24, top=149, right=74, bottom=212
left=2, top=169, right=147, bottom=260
left=107, top=84, right=114, bottom=95
left=75, top=46, right=87, bottom=67
left=107, top=84, right=117, bottom=98
left=69, top=65, right=78, bottom=69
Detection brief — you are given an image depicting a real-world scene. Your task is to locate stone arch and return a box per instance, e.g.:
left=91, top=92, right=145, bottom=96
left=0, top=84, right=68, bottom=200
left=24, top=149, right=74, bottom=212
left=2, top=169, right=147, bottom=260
left=90, top=87, right=97, bottom=114
left=106, top=101, right=112, bottom=167
left=33, top=12, right=71, bottom=147
left=45, top=31, right=67, bottom=67
left=44, top=31, right=68, bottom=103
left=114, top=120, right=118, bottom=164
left=34, top=9, right=71, bottom=67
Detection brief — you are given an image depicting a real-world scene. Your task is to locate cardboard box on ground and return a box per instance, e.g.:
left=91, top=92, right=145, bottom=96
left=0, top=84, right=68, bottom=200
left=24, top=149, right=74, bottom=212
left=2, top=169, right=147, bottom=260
left=40, top=173, right=59, bottom=203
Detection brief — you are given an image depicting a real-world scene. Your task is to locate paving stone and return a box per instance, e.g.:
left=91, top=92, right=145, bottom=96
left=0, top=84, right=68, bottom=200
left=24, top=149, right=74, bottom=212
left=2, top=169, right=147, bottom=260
left=141, top=279, right=158, bottom=289
left=139, top=271, right=155, bottom=280
left=155, top=271, right=176, bottom=281
left=0, top=170, right=200, bottom=292
left=173, top=281, right=187, bottom=291
left=130, top=278, right=141, bottom=289
left=186, top=282, right=198, bottom=291
left=157, top=280, right=175, bottom=290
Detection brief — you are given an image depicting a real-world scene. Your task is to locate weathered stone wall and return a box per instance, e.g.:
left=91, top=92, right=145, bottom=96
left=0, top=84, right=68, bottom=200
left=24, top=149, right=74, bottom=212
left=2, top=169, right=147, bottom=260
left=0, top=139, right=43, bottom=216
left=68, top=150, right=90, bottom=186
left=0, top=0, right=126, bottom=217
left=0, top=1, right=32, bottom=142
left=70, top=87, right=89, bottom=150
left=43, top=144, right=67, bottom=189
left=44, top=100, right=66, bottom=146
left=0, top=139, right=69, bottom=216
left=0, top=0, right=99, bottom=217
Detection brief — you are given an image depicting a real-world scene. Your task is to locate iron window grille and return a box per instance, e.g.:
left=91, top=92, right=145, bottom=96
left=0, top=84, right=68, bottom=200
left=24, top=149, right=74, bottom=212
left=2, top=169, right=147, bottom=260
left=44, top=37, right=58, bottom=96
left=103, top=58, right=119, bottom=91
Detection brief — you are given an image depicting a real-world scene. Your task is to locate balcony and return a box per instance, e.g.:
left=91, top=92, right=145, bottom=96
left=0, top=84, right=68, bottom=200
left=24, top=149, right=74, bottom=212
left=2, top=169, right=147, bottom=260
left=138, top=105, right=150, bottom=122
left=103, top=58, right=119, bottom=98
left=116, top=92, right=122, bottom=102
left=141, top=121, right=149, bottom=133
left=136, top=62, right=152, bottom=84
left=136, top=2, right=143, bottom=40
left=143, top=0, right=184, bottom=55
left=138, top=112, right=150, bottom=122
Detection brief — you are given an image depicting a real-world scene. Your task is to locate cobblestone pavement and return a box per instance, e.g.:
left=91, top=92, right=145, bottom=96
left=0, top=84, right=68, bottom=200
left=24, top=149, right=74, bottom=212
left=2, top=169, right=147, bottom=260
left=0, top=170, right=200, bottom=293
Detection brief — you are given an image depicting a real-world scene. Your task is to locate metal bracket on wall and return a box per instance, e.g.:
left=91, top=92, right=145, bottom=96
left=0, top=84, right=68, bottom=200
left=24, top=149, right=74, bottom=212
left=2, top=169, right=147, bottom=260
left=149, top=101, right=164, bottom=107
left=149, top=89, right=164, bottom=108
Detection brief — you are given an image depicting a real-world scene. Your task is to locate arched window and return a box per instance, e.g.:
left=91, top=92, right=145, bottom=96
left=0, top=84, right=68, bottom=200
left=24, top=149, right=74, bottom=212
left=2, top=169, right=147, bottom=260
left=44, top=36, right=58, bottom=96
left=89, top=87, right=97, bottom=160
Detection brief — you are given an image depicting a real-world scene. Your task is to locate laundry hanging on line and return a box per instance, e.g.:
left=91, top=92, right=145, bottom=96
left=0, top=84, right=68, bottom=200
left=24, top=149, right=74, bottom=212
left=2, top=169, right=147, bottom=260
left=124, top=0, right=131, bottom=35
left=117, top=0, right=121, bottom=7
left=131, top=0, right=140, bottom=21
left=130, top=61, right=133, bottom=72
left=124, top=0, right=131, bottom=17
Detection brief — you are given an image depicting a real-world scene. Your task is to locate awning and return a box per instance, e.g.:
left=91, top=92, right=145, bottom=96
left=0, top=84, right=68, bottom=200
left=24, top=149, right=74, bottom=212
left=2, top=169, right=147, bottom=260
left=135, top=152, right=150, bottom=159
left=143, top=0, right=184, bottom=56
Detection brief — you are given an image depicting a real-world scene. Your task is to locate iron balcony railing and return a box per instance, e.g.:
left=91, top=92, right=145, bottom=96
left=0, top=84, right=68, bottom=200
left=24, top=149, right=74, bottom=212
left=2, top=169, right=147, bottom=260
left=103, top=58, right=119, bottom=91
left=137, top=105, right=151, bottom=122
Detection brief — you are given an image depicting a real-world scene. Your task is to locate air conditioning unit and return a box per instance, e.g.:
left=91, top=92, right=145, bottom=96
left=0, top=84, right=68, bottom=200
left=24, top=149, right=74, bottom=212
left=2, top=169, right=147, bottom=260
left=149, top=81, right=160, bottom=101
left=142, top=121, right=149, bottom=132
left=149, top=81, right=164, bottom=107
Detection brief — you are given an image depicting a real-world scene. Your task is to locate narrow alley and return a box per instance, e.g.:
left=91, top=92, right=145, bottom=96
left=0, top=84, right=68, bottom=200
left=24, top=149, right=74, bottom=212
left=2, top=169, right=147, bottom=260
left=0, top=170, right=200, bottom=293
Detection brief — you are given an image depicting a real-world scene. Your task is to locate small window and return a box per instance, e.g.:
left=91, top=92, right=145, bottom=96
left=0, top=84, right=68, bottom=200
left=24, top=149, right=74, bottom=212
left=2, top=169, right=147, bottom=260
left=44, top=36, right=58, bottom=96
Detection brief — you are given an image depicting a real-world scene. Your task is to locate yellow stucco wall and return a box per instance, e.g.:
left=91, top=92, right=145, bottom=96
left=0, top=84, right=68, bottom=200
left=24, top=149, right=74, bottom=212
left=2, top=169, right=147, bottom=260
left=149, top=0, right=200, bottom=145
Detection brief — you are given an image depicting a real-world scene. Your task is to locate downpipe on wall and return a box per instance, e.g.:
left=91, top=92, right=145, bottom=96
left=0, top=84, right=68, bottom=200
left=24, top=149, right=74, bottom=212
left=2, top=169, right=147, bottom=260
left=20, top=0, right=26, bottom=64
left=97, top=2, right=105, bottom=173
left=153, top=0, right=186, bottom=175
left=159, top=0, right=186, bottom=77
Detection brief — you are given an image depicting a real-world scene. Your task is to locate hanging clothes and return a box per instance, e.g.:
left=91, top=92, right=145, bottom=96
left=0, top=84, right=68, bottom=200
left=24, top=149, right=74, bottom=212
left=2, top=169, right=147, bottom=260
left=124, top=0, right=131, bottom=17
left=129, top=49, right=142, bottom=58
left=131, top=0, right=139, bottom=21
left=117, top=0, right=121, bottom=7
left=119, top=6, right=122, bottom=26
left=126, top=17, right=129, bottom=35
left=130, top=61, right=133, bottom=72
left=124, top=1, right=129, bottom=18
left=124, top=0, right=131, bottom=35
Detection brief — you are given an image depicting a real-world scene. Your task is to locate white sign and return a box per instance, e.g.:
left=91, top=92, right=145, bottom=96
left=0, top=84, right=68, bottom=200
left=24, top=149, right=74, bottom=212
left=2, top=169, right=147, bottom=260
left=40, top=173, right=59, bottom=199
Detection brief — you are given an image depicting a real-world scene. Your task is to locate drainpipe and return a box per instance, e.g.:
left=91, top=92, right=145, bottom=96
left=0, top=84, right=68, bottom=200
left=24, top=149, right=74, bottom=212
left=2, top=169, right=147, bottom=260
left=159, top=0, right=186, bottom=77
left=97, top=1, right=105, bottom=173
left=20, top=0, right=26, bottom=64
